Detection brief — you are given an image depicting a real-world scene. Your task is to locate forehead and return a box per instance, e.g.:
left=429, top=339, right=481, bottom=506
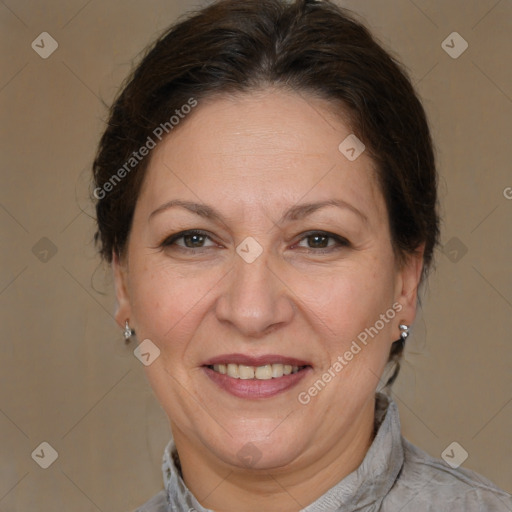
left=138, top=88, right=385, bottom=222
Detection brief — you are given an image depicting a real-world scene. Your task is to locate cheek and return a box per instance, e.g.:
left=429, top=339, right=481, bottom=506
left=128, top=260, right=223, bottom=347
left=311, top=276, right=396, bottom=391
left=293, top=260, right=394, bottom=337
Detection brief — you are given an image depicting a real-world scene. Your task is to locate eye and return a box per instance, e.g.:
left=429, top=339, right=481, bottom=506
left=294, top=231, right=350, bottom=251
left=159, top=229, right=349, bottom=253
left=161, top=230, right=217, bottom=249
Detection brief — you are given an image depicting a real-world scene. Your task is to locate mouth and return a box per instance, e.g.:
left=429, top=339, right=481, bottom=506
left=206, top=363, right=306, bottom=379
left=202, top=354, right=312, bottom=399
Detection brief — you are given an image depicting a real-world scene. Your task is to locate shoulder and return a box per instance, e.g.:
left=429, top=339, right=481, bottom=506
left=383, top=437, right=512, bottom=511
left=131, top=490, right=167, bottom=512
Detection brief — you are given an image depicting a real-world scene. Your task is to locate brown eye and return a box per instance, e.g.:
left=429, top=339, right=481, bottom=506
left=295, top=231, right=350, bottom=251
left=306, top=234, right=330, bottom=248
left=162, top=230, right=216, bottom=249
left=182, top=233, right=207, bottom=248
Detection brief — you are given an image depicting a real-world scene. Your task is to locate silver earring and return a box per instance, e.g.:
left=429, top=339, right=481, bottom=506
left=124, top=320, right=134, bottom=340
left=399, top=324, right=410, bottom=341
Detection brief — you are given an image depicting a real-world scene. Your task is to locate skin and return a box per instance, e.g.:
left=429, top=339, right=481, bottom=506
left=113, top=88, right=424, bottom=511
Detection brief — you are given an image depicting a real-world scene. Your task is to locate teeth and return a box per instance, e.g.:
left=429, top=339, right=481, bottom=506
left=239, top=365, right=255, bottom=379
left=272, top=364, right=284, bottom=378
left=213, top=364, right=227, bottom=374
left=255, top=364, right=272, bottom=380
left=211, top=363, right=305, bottom=379
left=227, top=363, right=239, bottom=378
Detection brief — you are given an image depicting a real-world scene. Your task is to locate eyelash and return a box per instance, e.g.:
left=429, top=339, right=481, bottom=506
left=160, top=229, right=350, bottom=253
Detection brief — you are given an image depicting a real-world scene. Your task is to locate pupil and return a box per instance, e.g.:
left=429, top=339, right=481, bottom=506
left=185, top=234, right=204, bottom=247
left=309, top=235, right=328, bottom=248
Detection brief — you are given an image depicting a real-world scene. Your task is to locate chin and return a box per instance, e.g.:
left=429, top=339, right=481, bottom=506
left=205, top=426, right=308, bottom=472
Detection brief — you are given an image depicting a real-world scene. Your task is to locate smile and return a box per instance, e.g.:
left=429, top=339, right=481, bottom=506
left=207, top=363, right=305, bottom=379
left=202, top=354, right=312, bottom=399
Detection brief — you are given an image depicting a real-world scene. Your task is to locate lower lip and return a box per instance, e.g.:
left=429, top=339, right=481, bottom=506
left=202, top=366, right=311, bottom=399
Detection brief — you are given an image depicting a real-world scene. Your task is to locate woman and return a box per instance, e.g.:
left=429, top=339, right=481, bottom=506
left=92, top=0, right=511, bottom=510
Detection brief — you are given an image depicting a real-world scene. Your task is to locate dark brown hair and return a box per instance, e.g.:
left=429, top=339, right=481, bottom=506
left=92, top=0, right=439, bottom=385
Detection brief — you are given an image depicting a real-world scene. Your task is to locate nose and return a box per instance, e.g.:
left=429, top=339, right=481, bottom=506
left=214, top=251, right=295, bottom=338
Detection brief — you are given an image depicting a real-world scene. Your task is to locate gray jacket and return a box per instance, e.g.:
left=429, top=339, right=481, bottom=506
left=134, top=394, right=512, bottom=511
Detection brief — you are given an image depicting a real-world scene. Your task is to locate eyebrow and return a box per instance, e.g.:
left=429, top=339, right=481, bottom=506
left=148, top=198, right=368, bottom=224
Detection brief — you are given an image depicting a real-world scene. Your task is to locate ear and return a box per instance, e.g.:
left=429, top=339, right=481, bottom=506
left=394, top=244, right=425, bottom=331
left=112, top=251, right=132, bottom=330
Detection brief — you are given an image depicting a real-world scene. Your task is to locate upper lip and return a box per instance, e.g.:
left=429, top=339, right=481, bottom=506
left=202, top=353, right=311, bottom=367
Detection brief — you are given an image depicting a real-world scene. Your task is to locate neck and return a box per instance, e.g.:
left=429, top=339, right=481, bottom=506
left=172, top=398, right=376, bottom=512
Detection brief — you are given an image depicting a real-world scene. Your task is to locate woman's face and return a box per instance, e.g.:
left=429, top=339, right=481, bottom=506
left=114, top=89, right=422, bottom=473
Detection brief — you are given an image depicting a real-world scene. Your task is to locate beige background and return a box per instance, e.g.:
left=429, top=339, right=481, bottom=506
left=1, top=0, right=511, bottom=510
